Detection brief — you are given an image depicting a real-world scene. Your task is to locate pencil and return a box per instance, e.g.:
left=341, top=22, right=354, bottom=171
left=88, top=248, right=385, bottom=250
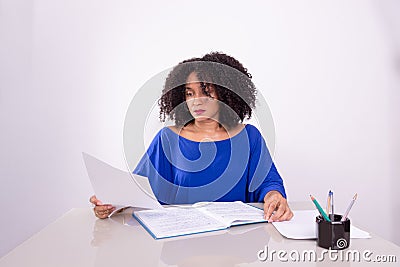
left=310, top=195, right=331, bottom=222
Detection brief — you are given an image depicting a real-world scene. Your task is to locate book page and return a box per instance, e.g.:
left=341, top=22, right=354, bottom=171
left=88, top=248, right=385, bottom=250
left=134, top=207, right=227, bottom=239
left=198, top=201, right=267, bottom=226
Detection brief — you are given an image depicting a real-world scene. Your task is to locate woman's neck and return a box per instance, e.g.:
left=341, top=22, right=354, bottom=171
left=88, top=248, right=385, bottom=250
left=170, top=121, right=244, bottom=142
left=192, top=119, right=222, bottom=134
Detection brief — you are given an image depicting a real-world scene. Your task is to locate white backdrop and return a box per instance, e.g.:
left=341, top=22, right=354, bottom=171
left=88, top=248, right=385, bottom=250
left=1, top=0, right=399, bottom=257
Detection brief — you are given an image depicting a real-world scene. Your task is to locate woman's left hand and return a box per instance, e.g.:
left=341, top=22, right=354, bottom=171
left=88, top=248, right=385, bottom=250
left=263, top=190, right=293, bottom=222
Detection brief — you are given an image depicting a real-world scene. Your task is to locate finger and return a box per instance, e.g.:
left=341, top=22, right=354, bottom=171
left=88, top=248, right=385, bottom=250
left=95, top=210, right=108, bottom=219
left=279, top=206, right=293, bottom=221
left=89, top=195, right=97, bottom=205
left=264, top=201, right=277, bottom=221
left=285, top=211, right=293, bottom=221
left=289, top=210, right=294, bottom=220
left=99, top=207, right=114, bottom=215
left=91, top=197, right=104, bottom=206
left=93, top=207, right=103, bottom=219
left=94, top=206, right=115, bottom=219
left=270, top=202, right=286, bottom=221
left=95, top=205, right=114, bottom=212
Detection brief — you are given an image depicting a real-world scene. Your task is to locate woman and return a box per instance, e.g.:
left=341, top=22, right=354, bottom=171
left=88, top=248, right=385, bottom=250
left=91, top=52, right=293, bottom=222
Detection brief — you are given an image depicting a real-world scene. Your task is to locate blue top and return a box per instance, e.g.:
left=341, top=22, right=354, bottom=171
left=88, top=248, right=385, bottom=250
left=134, top=124, right=286, bottom=204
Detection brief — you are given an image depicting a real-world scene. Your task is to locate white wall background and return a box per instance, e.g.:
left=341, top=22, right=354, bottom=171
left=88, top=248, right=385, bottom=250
left=1, top=0, right=399, bottom=257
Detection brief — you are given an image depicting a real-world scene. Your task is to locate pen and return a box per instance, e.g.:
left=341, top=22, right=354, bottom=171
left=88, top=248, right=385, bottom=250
left=326, top=190, right=332, bottom=215
left=341, top=193, right=357, bottom=221
left=310, top=195, right=331, bottom=222
left=330, top=190, right=334, bottom=217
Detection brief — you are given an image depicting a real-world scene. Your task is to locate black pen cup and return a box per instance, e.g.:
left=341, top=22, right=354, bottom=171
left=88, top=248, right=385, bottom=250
left=316, top=214, right=350, bottom=250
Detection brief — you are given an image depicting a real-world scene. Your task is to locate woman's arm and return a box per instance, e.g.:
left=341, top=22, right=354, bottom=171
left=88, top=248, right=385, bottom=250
left=245, top=125, right=293, bottom=221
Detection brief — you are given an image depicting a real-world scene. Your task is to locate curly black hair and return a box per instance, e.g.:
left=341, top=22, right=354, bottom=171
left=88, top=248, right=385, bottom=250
left=159, top=52, right=257, bottom=129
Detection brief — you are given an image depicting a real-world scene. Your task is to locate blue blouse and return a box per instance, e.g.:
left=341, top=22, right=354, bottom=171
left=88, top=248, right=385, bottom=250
left=134, top=124, right=286, bottom=204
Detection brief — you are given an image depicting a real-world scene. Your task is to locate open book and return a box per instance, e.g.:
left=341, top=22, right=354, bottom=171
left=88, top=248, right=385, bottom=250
left=133, top=201, right=267, bottom=239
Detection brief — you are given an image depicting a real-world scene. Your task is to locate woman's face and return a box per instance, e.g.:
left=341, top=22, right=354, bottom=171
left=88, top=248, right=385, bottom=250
left=185, top=72, right=220, bottom=122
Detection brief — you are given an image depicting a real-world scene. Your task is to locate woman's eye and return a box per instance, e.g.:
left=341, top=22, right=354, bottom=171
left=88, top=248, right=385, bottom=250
left=185, top=92, right=193, bottom=97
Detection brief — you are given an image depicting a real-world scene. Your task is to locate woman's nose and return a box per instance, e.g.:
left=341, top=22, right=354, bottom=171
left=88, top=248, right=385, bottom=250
left=192, top=96, right=203, bottom=105
left=192, top=95, right=210, bottom=105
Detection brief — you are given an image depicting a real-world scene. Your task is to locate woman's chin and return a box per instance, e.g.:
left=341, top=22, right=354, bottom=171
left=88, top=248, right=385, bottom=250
left=192, top=117, right=222, bottom=125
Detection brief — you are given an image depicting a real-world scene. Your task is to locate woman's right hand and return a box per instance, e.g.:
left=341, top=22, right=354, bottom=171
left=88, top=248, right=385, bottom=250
left=90, top=195, right=116, bottom=219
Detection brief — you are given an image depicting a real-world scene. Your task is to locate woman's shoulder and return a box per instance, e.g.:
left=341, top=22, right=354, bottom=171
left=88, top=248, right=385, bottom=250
left=146, top=126, right=179, bottom=152
left=243, top=124, right=261, bottom=136
left=150, top=126, right=180, bottom=135
left=166, top=125, right=181, bottom=135
left=147, top=127, right=177, bottom=145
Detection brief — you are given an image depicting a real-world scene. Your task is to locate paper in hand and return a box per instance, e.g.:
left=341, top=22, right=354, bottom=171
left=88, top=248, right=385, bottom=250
left=83, top=152, right=163, bottom=214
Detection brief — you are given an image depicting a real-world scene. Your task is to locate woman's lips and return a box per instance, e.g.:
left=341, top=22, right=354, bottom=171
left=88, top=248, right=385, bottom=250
left=194, top=109, right=206, bottom=115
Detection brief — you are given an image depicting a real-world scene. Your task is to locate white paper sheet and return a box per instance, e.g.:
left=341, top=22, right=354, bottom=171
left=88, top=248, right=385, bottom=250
left=272, top=210, right=371, bottom=239
left=83, top=152, right=163, bottom=213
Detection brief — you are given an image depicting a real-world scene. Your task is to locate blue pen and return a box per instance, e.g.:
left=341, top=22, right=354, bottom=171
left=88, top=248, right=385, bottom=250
left=330, top=191, right=334, bottom=217
left=326, top=190, right=332, bottom=214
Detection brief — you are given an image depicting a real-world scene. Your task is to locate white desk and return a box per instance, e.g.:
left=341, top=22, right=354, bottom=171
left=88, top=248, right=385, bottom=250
left=0, top=203, right=399, bottom=266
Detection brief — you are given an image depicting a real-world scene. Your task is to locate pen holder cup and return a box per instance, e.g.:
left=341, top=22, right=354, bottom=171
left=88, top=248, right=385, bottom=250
left=316, top=214, right=350, bottom=250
